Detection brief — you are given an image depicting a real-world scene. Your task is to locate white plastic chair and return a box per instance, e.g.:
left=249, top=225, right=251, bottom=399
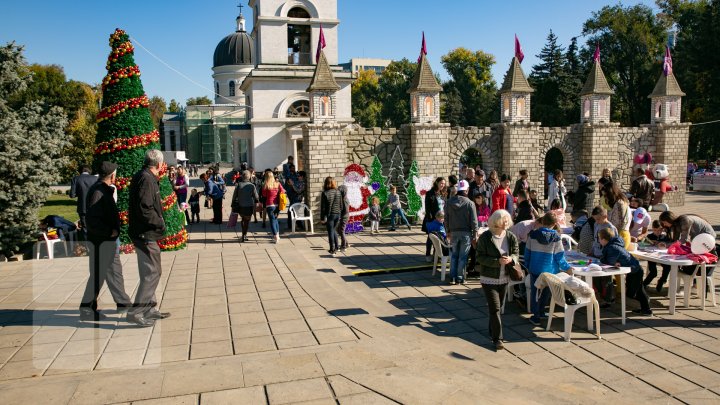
left=678, top=263, right=717, bottom=307
left=36, top=232, right=66, bottom=260
left=502, top=274, right=530, bottom=314
left=289, top=203, right=314, bottom=234
left=428, top=233, right=450, bottom=281
left=560, top=234, right=577, bottom=252
left=543, top=273, right=601, bottom=342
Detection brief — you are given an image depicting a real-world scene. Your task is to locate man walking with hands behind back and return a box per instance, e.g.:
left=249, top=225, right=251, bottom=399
left=127, top=150, right=171, bottom=327
left=79, top=161, right=131, bottom=321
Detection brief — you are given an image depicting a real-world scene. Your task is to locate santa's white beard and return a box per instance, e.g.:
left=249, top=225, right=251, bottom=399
left=346, top=182, right=364, bottom=209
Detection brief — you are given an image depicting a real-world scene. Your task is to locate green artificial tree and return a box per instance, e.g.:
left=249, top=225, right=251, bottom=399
left=405, top=160, right=422, bottom=217
left=94, top=29, right=186, bottom=253
left=367, top=156, right=390, bottom=216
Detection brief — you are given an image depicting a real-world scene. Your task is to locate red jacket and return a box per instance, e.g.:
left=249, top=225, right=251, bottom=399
left=491, top=187, right=510, bottom=213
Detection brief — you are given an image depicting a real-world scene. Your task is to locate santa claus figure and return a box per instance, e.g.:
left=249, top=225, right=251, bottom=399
left=343, top=164, right=373, bottom=231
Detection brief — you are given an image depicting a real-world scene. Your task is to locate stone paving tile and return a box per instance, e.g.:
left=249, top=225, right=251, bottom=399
left=270, top=319, right=310, bottom=335
left=266, top=377, right=334, bottom=404
left=314, top=328, right=357, bottom=345
left=96, top=349, right=145, bottom=369
left=200, top=385, right=266, bottom=405
left=274, top=332, right=317, bottom=350
left=190, top=341, right=233, bottom=360
left=144, top=345, right=189, bottom=365
left=638, top=350, right=695, bottom=370
left=327, top=375, right=369, bottom=397
left=233, top=336, right=276, bottom=354
left=638, top=370, right=702, bottom=395
left=132, top=394, right=198, bottom=405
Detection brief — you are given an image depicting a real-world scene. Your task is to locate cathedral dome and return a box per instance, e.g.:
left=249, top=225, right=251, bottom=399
left=213, top=13, right=254, bottom=68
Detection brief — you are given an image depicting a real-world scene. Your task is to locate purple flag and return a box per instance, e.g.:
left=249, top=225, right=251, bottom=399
left=315, top=25, right=326, bottom=64
left=593, top=43, right=600, bottom=63
left=663, top=45, right=673, bottom=76
left=417, top=32, right=427, bottom=63
left=515, top=34, right=524, bottom=63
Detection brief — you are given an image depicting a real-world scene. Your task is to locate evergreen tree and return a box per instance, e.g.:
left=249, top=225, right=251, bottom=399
left=441, top=84, right=464, bottom=127
left=0, top=42, right=69, bottom=256
left=378, top=59, right=416, bottom=128
left=529, top=30, right=567, bottom=126
left=559, top=36, right=584, bottom=124
left=405, top=160, right=422, bottom=218
left=367, top=156, right=389, bottom=215
left=94, top=29, right=186, bottom=253
left=168, top=99, right=181, bottom=113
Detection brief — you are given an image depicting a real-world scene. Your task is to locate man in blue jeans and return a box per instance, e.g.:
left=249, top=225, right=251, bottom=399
left=524, top=212, right=572, bottom=325
left=445, top=180, right=478, bottom=285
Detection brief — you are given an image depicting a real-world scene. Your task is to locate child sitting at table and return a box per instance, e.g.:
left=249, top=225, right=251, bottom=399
left=529, top=189, right=543, bottom=212
left=598, top=228, right=653, bottom=316
left=426, top=211, right=449, bottom=256
left=643, top=220, right=673, bottom=292
left=525, top=212, right=572, bottom=326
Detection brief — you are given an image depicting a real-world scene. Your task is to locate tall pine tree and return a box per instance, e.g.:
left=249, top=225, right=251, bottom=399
left=529, top=30, right=567, bottom=126
left=94, top=29, right=187, bottom=253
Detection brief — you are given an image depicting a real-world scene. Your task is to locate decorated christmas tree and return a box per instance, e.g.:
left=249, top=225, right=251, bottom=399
left=405, top=160, right=423, bottom=217
left=94, top=28, right=187, bottom=253
left=367, top=156, right=389, bottom=216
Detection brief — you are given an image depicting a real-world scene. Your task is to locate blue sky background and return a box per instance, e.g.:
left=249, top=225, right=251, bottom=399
left=1, top=0, right=656, bottom=105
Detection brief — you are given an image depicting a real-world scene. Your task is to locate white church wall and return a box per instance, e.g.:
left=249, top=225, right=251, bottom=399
left=251, top=123, right=291, bottom=170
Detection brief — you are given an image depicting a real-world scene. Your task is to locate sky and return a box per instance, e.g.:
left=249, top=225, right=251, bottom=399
left=1, top=0, right=658, bottom=106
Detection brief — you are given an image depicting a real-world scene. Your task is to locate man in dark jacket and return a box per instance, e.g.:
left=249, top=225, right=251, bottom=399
left=70, top=165, right=97, bottom=238
left=629, top=168, right=654, bottom=209
left=127, top=149, right=170, bottom=327
left=201, top=172, right=224, bottom=224
left=79, top=162, right=132, bottom=321
left=573, top=174, right=595, bottom=212
left=445, top=180, right=478, bottom=285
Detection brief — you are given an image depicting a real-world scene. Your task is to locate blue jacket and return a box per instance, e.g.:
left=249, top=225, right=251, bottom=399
left=204, top=179, right=223, bottom=200
left=601, top=237, right=642, bottom=273
left=524, top=227, right=571, bottom=276
left=425, top=220, right=447, bottom=241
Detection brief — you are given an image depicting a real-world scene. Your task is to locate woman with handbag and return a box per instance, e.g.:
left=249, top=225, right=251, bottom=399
left=231, top=170, right=259, bottom=242
left=475, top=209, right=520, bottom=351
left=261, top=171, right=285, bottom=243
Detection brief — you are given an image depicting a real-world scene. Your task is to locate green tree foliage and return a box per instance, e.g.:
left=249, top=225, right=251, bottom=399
left=367, top=156, right=389, bottom=215
left=148, top=95, right=166, bottom=129
left=351, top=69, right=382, bottom=127
left=168, top=98, right=181, bottom=113
left=582, top=4, right=668, bottom=126
left=560, top=37, right=584, bottom=124
left=441, top=84, right=464, bottom=127
left=186, top=96, right=212, bottom=106
left=658, top=0, right=720, bottom=160
left=377, top=59, right=416, bottom=128
left=0, top=42, right=69, bottom=256
left=95, top=29, right=186, bottom=252
left=440, top=48, right=497, bottom=126
left=529, top=30, right=576, bottom=127
left=9, top=64, right=99, bottom=181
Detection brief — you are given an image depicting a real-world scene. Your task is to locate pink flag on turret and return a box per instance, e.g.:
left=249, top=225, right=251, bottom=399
left=593, top=43, right=601, bottom=63
left=663, top=45, right=673, bottom=76
left=315, top=25, right=326, bottom=64
left=417, top=32, right=427, bottom=63
left=515, top=34, right=524, bottom=63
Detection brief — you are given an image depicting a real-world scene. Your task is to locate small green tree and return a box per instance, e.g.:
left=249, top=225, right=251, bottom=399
left=405, top=160, right=422, bottom=217
left=0, top=42, right=69, bottom=256
left=168, top=98, right=181, bottom=113
left=366, top=155, right=389, bottom=215
left=186, top=96, right=212, bottom=106
left=148, top=95, right=166, bottom=129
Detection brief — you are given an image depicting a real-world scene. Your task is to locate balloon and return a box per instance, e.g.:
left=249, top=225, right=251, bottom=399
left=691, top=233, right=715, bottom=255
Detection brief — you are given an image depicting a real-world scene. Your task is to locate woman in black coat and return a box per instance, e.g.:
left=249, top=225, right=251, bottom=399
left=573, top=174, right=595, bottom=212
left=423, top=177, right=447, bottom=261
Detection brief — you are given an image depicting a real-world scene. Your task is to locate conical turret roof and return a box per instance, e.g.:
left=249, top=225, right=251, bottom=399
left=306, top=51, right=340, bottom=92
left=580, top=61, right=614, bottom=95
left=499, top=57, right=534, bottom=94
left=408, top=53, right=442, bottom=93
left=648, top=72, right=685, bottom=98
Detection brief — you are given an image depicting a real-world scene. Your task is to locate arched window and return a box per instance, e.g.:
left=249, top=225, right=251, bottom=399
left=516, top=96, right=526, bottom=116
left=424, top=96, right=434, bottom=116
left=598, top=98, right=607, bottom=117
left=583, top=98, right=591, bottom=118
left=287, top=100, right=311, bottom=118
left=655, top=102, right=662, bottom=118
left=669, top=100, right=677, bottom=117
left=503, top=97, right=510, bottom=118
left=288, top=7, right=311, bottom=18
left=215, top=82, right=220, bottom=96
left=412, top=97, right=418, bottom=118
left=229, top=81, right=235, bottom=97
left=320, top=96, right=330, bottom=116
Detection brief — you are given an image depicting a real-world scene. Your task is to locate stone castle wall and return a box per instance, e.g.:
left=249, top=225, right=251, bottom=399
left=302, top=120, right=689, bottom=218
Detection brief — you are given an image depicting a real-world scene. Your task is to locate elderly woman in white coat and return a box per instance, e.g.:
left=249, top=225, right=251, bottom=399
left=546, top=169, right=567, bottom=210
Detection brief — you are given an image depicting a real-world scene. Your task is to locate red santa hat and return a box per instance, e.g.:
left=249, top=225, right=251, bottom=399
left=344, top=164, right=366, bottom=178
